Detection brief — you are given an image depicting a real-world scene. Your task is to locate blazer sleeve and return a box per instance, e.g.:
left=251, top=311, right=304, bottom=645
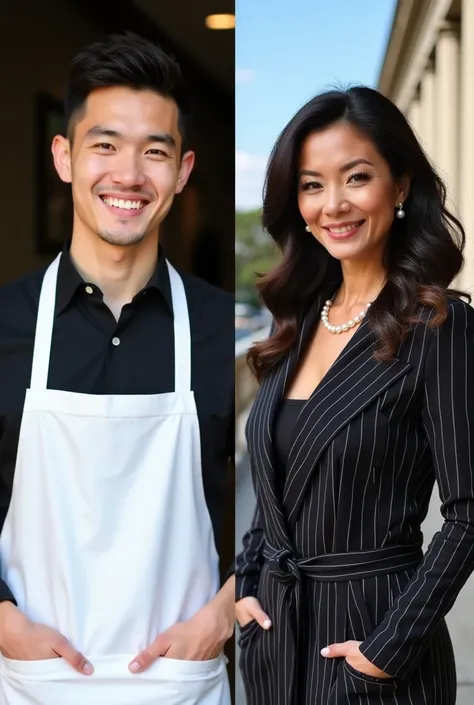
left=235, top=318, right=277, bottom=599
left=236, top=503, right=265, bottom=599
left=359, top=300, right=474, bottom=680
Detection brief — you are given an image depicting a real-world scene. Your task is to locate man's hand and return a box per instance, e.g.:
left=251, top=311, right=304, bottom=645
left=321, top=640, right=393, bottom=679
left=129, top=576, right=235, bottom=673
left=0, top=602, right=93, bottom=675
left=236, top=597, right=272, bottom=630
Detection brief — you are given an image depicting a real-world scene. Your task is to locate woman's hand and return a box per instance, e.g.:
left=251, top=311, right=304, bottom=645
left=235, top=597, right=272, bottom=630
left=321, top=640, right=393, bottom=678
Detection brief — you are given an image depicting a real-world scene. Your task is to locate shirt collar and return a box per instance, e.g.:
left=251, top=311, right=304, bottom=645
left=55, top=240, right=173, bottom=316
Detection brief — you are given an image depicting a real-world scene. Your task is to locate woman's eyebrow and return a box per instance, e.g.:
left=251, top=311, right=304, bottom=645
left=299, top=158, right=375, bottom=178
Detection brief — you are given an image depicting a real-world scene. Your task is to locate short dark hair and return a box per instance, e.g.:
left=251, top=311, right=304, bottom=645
left=249, top=86, right=469, bottom=379
left=64, top=32, right=191, bottom=145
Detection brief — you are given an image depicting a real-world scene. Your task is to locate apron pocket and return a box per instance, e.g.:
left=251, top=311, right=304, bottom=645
left=0, top=656, right=66, bottom=677
left=0, top=653, right=229, bottom=705
left=154, top=654, right=226, bottom=679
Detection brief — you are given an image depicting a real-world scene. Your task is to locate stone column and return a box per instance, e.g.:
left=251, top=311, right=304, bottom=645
left=459, top=1, right=474, bottom=294
left=407, top=88, right=422, bottom=139
left=435, top=22, right=460, bottom=212
left=420, top=60, right=436, bottom=160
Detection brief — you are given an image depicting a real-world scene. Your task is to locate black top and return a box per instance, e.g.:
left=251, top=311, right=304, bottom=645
left=274, top=399, right=306, bottom=470
left=0, top=243, right=234, bottom=602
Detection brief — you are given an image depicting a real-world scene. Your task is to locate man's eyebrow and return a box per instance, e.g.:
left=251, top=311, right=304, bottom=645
left=85, top=126, right=121, bottom=139
left=299, top=158, right=375, bottom=178
left=147, top=133, right=176, bottom=148
left=85, top=126, right=176, bottom=148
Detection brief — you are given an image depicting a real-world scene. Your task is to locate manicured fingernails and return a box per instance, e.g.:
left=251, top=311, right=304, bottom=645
left=263, top=619, right=272, bottom=629
left=321, top=647, right=330, bottom=657
left=83, top=662, right=93, bottom=675
left=129, top=661, right=140, bottom=673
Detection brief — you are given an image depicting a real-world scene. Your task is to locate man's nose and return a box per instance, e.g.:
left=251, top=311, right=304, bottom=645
left=110, top=153, right=146, bottom=187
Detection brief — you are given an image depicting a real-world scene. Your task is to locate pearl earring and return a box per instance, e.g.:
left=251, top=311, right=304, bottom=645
left=305, top=225, right=311, bottom=232
left=395, top=202, right=405, bottom=219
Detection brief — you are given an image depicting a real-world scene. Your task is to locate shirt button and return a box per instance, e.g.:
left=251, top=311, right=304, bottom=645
left=112, top=337, right=120, bottom=347
left=85, top=286, right=93, bottom=294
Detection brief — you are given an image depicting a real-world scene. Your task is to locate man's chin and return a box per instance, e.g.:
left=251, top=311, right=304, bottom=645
left=97, top=230, right=147, bottom=247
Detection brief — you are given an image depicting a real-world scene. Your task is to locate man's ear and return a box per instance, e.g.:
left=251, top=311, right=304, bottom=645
left=51, top=135, right=72, bottom=184
left=175, top=150, right=195, bottom=194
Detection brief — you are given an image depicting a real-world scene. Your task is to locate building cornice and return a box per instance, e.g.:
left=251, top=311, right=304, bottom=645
left=378, top=0, right=455, bottom=110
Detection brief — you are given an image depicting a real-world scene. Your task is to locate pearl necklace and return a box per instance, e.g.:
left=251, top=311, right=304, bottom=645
left=321, top=298, right=371, bottom=334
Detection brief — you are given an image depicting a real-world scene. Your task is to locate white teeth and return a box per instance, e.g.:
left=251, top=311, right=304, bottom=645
left=102, top=197, right=144, bottom=210
left=328, top=221, right=363, bottom=234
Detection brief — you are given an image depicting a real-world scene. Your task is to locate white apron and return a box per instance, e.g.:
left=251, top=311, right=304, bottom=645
left=0, top=254, right=231, bottom=705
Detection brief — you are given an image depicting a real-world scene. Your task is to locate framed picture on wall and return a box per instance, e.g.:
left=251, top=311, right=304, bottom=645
left=35, top=94, right=73, bottom=255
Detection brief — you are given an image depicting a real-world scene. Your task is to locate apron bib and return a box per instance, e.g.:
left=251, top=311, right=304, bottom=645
left=0, top=254, right=230, bottom=705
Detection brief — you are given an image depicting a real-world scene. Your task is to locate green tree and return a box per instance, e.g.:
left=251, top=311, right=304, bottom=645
left=236, top=210, right=280, bottom=306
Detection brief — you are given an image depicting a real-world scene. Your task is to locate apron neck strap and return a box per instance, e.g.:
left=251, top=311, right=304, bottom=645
left=166, top=260, right=191, bottom=394
left=30, top=254, right=61, bottom=391
left=30, top=254, right=192, bottom=394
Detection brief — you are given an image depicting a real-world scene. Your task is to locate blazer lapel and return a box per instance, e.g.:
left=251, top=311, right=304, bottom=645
left=282, top=315, right=412, bottom=529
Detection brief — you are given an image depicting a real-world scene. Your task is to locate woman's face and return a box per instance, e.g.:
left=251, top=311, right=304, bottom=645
left=297, top=123, right=408, bottom=264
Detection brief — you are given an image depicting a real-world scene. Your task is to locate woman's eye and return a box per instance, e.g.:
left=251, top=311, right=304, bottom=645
left=349, top=171, right=371, bottom=183
left=301, top=180, right=321, bottom=191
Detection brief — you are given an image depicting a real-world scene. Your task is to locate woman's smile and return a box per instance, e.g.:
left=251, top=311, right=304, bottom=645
left=322, top=219, right=366, bottom=240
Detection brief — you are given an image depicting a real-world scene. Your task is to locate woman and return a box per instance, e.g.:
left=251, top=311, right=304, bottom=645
left=235, top=86, right=474, bottom=705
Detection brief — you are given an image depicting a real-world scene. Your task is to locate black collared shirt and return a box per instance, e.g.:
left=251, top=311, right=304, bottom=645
left=0, top=246, right=234, bottom=601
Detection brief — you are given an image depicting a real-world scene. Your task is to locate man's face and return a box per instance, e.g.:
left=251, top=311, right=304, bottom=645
left=52, top=86, right=194, bottom=247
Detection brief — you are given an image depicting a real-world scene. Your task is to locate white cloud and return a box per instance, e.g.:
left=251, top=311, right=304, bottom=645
left=236, top=68, right=255, bottom=85
left=236, top=152, right=268, bottom=211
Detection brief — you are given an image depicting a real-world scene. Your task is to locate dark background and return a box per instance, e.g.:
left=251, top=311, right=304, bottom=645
left=0, top=0, right=234, bottom=292
left=0, top=0, right=235, bottom=693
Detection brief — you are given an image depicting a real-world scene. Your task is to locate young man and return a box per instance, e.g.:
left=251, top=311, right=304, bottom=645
left=0, top=33, right=234, bottom=704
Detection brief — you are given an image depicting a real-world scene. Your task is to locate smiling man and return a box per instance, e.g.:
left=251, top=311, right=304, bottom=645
left=0, top=33, right=233, bottom=705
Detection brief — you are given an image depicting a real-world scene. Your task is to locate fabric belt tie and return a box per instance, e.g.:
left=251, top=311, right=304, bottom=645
left=263, top=543, right=423, bottom=583
left=262, top=543, right=423, bottom=704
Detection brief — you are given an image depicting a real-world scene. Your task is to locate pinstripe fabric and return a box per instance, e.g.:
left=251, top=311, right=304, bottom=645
left=236, top=293, right=474, bottom=704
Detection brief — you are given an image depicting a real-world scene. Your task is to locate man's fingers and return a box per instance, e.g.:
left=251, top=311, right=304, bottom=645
left=129, top=635, right=170, bottom=673
left=52, top=636, right=93, bottom=675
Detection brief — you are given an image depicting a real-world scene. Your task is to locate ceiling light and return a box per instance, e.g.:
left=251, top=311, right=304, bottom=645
left=205, top=14, right=235, bottom=30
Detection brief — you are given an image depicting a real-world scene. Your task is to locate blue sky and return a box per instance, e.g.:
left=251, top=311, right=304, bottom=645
left=236, top=0, right=397, bottom=209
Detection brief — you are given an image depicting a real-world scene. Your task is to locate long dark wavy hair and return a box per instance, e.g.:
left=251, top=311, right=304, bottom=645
left=248, top=86, right=469, bottom=381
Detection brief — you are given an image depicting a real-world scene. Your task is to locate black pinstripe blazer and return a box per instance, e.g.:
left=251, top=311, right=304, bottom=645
left=236, top=291, right=474, bottom=681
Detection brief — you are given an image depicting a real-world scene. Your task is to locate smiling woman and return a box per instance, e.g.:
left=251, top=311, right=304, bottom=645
left=236, top=86, right=474, bottom=705
left=250, top=87, right=466, bottom=374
